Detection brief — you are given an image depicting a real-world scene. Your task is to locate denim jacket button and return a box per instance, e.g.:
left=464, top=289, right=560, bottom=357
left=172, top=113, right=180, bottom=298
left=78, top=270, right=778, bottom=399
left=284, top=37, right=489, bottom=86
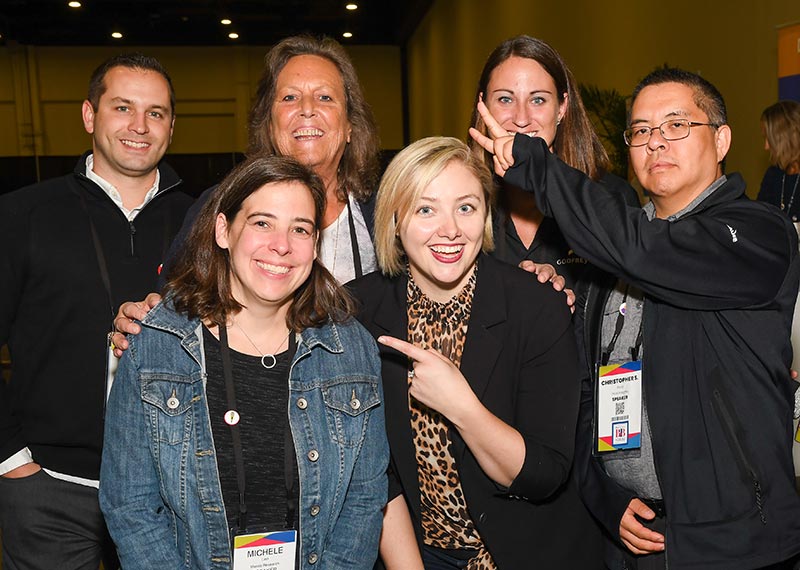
left=308, top=552, right=318, bottom=564
left=310, top=505, right=320, bottom=516
left=296, top=398, right=308, bottom=410
left=350, top=398, right=361, bottom=410
left=307, top=450, right=319, bottom=462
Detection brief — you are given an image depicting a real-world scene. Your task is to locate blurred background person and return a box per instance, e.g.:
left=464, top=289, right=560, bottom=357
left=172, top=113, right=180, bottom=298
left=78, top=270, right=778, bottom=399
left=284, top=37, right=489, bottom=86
left=758, top=100, right=800, bottom=226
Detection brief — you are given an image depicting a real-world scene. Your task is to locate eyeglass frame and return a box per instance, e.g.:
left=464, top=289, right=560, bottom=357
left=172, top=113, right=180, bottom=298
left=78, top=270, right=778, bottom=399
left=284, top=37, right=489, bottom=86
left=623, top=118, right=718, bottom=147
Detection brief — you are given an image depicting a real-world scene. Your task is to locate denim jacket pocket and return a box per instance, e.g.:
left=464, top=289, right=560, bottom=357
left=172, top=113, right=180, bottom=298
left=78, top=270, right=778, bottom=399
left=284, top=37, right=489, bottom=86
left=141, top=372, right=201, bottom=445
left=322, top=377, right=381, bottom=447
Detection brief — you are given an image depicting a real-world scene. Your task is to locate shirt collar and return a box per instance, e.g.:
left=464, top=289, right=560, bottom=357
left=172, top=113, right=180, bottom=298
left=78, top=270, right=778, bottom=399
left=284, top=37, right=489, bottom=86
left=643, top=175, right=727, bottom=221
left=85, top=154, right=161, bottom=221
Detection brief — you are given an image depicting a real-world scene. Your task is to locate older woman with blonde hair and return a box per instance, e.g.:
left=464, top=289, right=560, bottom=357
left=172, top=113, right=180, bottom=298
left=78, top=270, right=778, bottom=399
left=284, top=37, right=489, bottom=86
left=350, top=136, right=580, bottom=569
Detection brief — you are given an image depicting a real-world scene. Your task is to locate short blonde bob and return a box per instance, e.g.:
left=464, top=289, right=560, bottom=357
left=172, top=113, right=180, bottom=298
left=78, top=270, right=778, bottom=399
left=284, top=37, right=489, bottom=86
left=374, top=136, right=495, bottom=276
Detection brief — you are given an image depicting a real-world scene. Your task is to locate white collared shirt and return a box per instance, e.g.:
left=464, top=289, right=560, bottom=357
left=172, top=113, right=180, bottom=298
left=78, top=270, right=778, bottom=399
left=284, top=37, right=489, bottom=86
left=85, top=154, right=161, bottom=221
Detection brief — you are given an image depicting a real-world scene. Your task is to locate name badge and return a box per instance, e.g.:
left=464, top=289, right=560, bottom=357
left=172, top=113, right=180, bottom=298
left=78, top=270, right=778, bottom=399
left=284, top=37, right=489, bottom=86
left=233, top=530, right=296, bottom=570
left=596, top=360, right=642, bottom=452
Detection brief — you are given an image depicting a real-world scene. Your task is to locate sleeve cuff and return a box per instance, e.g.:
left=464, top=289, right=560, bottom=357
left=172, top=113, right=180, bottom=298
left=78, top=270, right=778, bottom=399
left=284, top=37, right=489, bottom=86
left=0, top=447, right=34, bottom=475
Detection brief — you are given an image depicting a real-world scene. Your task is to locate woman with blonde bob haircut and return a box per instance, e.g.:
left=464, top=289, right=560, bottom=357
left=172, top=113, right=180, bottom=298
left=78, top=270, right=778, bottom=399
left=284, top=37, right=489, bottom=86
left=350, top=136, right=581, bottom=569
left=373, top=137, right=494, bottom=276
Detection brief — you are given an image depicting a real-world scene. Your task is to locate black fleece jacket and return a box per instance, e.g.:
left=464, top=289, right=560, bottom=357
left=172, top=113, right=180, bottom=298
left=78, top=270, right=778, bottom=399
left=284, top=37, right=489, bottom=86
left=506, top=135, right=800, bottom=570
left=0, top=153, right=192, bottom=479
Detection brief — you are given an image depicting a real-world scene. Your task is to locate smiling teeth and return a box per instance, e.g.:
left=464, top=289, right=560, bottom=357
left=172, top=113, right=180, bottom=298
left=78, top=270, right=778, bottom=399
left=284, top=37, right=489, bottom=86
left=431, top=245, right=462, bottom=254
left=294, top=128, right=323, bottom=137
left=256, top=261, right=290, bottom=274
left=122, top=140, right=149, bottom=148
left=506, top=131, right=538, bottom=138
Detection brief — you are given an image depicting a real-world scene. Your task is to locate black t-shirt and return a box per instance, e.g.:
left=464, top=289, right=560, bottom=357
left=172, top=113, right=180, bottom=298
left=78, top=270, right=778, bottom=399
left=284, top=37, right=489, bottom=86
left=203, top=326, right=300, bottom=533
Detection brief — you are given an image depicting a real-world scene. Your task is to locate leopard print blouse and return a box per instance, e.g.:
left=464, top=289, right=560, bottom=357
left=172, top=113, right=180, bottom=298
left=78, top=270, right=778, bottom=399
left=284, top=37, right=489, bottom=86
left=406, top=266, right=496, bottom=570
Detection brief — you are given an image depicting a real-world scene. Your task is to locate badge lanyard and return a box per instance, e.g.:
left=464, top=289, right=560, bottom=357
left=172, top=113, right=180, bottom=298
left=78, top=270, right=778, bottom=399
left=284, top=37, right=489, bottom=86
left=345, top=200, right=363, bottom=279
left=595, top=287, right=644, bottom=453
left=219, top=325, right=298, bottom=532
left=600, top=287, right=644, bottom=366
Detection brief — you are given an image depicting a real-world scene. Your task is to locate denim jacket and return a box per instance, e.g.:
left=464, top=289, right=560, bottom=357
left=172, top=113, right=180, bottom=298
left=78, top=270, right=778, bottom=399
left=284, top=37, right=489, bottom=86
left=100, top=300, right=388, bottom=569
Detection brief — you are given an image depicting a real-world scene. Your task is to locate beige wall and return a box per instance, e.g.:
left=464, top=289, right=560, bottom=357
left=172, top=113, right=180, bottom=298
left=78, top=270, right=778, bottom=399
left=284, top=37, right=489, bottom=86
left=0, top=43, right=403, bottom=158
left=407, top=0, right=800, bottom=196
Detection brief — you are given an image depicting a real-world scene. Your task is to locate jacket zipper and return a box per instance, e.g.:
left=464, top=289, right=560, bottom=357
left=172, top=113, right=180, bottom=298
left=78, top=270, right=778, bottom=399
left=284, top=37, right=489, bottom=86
left=712, top=388, right=766, bottom=524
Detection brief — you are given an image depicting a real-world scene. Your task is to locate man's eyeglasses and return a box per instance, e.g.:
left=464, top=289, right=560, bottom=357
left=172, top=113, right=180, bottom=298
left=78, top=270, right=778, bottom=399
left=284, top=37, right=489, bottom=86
left=623, top=118, right=717, bottom=147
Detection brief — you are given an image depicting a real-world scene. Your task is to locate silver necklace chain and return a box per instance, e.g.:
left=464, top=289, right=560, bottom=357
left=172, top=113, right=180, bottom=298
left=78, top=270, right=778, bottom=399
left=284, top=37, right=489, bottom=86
left=233, top=319, right=290, bottom=369
left=780, top=172, right=800, bottom=216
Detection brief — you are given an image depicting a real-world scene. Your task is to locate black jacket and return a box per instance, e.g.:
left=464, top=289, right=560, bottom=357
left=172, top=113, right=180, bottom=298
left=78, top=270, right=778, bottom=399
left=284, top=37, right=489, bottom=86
left=0, top=153, right=192, bottom=479
left=507, top=135, right=800, bottom=570
left=350, top=255, right=581, bottom=569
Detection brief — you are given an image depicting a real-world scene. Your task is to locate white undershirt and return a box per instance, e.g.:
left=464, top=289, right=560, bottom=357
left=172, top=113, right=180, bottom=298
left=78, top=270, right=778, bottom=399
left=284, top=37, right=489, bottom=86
left=318, top=194, right=377, bottom=284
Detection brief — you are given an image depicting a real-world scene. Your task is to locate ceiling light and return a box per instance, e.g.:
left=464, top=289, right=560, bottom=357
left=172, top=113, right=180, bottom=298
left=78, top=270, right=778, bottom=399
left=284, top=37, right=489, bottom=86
left=68, top=1, right=82, bottom=7
left=228, top=32, right=239, bottom=39
left=342, top=32, right=353, bottom=38
left=111, top=32, right=123, bottom=39
left=220, top=18, right=232, bottom=25
left=346, top=3, right=358, bottom=9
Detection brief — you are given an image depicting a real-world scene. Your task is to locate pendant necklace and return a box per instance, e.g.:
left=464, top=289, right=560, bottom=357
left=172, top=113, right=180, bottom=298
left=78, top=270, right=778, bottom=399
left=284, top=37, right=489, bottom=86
left=234, top=320, right=291, bottom=369
left=780, top=172, right=800, bottom=218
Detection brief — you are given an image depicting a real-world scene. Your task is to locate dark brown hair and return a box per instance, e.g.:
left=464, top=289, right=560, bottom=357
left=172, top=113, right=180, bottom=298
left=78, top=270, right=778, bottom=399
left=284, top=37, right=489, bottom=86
left=247, top=35, right=379, bottom=202
left=87, top=53, right=175, bottom=113
left=164, top=155, right=354, bottom=331
left=468, top=35, right=609, bottom=181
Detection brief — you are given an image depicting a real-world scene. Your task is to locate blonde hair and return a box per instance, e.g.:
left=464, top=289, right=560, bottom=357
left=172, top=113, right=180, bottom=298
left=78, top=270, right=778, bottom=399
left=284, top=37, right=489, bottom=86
left=374, top=136, right=494, bottom=276
left=762, top=101, right=800, bottom=172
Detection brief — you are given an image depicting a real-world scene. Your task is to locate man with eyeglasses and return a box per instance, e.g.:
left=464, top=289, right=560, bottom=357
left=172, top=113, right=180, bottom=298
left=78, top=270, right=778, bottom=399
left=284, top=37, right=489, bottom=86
left=471, top=67, right=800, bottom=570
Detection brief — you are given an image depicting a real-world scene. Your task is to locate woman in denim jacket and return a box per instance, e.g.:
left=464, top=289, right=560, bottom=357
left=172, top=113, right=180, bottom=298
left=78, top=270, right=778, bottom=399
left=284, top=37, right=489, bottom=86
left=100, top=155, right=388, bottom=570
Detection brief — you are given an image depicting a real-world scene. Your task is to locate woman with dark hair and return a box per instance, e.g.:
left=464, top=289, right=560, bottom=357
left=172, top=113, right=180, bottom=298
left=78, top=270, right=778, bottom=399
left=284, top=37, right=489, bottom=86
left=467, top=35, right=640, bottom=569
left=99, top=155, right=388, bottom=569
left=758, top=100, right=800, bottom=224
left=468, top=35, right=638, bottom=285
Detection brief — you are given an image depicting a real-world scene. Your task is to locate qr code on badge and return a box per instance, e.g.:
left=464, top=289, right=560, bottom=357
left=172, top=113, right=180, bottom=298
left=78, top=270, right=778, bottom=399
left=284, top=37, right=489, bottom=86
left=615, top=401, right=625, bottom=415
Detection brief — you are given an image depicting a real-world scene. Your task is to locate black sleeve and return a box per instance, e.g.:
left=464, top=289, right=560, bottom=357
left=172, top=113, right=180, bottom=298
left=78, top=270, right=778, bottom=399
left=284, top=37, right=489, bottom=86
left=159, top=185, right=216, bottom=287
left=505, top=135, right=796, bottom=310
left=0, top=195, right=29, bottom=462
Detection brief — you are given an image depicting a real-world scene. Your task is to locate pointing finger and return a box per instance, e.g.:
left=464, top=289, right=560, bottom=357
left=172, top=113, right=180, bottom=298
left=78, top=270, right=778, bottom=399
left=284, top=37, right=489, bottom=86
left=378, top=336, right=429, bottom=362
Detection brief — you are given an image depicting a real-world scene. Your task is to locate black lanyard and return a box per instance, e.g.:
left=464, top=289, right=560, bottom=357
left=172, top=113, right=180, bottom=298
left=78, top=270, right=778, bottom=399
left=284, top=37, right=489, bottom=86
left=218, top=325, right=298, bottom=532
left=345, top=200, right=363, bottom=279
left=601, top=287, right=644, bottom=366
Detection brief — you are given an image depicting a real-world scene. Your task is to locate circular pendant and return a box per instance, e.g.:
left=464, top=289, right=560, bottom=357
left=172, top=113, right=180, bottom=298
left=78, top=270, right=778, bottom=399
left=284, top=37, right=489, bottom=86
left=224, top=410, right=240, bottom=426
left=619, top=302, right=627, bottom=316
left=261, top=354, right=277, bottom=369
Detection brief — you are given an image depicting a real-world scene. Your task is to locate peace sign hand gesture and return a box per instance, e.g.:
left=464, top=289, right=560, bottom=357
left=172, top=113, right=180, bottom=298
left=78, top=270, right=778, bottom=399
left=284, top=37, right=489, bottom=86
left=468, top=97, right=517, bottom=177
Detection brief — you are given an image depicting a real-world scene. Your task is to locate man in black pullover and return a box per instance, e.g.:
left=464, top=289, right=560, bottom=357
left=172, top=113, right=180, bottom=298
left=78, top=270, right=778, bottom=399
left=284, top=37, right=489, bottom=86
left=0, top=53, right=192, bottom=569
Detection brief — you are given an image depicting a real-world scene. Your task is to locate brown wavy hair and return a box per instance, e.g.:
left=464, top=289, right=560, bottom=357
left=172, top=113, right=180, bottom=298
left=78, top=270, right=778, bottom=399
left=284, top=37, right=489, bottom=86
left=164, top=155, right=354, bottom=330
left=468, top=35, right=609, bottom=181
left=247, top=35, right=379, bottom=202
left=762, top=100, right=800, bottom=172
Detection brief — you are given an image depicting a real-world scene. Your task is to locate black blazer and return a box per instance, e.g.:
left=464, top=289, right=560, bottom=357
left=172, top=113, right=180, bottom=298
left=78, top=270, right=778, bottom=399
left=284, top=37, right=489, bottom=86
left=350, top=254, right=581, bottom=569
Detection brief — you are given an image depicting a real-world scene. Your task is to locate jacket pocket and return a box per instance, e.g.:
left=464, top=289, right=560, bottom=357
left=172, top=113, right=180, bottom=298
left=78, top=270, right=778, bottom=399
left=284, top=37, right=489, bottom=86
left=141, top=373, right=198, bottom=446
left=322, top=377, right=381, bottom=447
left=710, top=374, right=765, bottom=524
